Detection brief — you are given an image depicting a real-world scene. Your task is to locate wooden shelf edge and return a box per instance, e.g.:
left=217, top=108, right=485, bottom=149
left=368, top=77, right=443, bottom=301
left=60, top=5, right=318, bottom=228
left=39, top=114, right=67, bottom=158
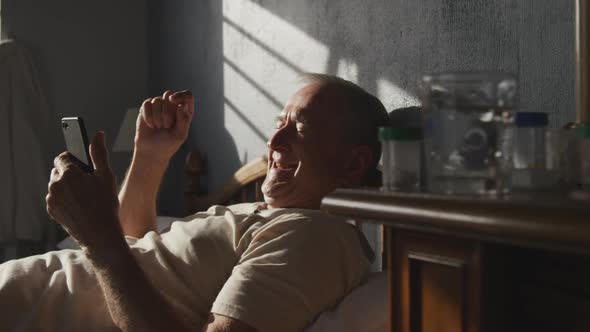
left=321, top=189, right=590, bottom=255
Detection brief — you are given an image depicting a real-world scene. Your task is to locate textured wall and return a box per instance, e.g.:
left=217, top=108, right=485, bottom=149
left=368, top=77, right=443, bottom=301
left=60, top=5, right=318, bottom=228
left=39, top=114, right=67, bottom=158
left=152, top=0, right=575, bottom=216
left=3, top=0, right=148, bottom=179
left=147, top=1, right=234, bottom=215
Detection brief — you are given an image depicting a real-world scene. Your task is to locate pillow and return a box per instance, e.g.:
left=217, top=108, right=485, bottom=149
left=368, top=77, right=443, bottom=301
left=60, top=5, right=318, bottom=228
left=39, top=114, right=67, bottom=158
left=56, top=216, right=178, bottom=250
left=304, top=271, right=388, bottom=332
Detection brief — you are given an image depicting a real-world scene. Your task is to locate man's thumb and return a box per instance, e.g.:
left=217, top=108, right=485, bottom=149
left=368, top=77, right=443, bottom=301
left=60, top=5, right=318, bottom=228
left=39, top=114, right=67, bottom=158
left=90, top=131, right=111, bottom=174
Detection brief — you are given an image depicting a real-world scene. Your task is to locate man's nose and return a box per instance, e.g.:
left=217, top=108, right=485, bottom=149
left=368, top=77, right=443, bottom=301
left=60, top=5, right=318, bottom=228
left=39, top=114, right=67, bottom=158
left=267, top=125, right=292, bottom=151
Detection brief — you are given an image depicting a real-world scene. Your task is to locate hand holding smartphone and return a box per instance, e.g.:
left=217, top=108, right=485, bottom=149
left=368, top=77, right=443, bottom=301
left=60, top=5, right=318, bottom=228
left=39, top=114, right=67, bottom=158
left=61, top=117, right=94, bottom=173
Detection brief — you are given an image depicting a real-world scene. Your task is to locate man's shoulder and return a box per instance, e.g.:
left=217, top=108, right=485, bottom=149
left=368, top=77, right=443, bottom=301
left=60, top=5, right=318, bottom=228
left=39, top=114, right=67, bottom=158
left=258, top=207, right=356, bottom=234
left=225, top=202, right=264, bottom=215
left=274, top=207, right=350, bottom=220
left=184, top=202, right=262, bottom=218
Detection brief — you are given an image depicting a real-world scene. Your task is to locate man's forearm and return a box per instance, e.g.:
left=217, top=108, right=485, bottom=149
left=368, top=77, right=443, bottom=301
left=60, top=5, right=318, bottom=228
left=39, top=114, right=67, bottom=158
left=86, top=237, right=192, bottom=332
left=118, top=152, right=169, bottom=237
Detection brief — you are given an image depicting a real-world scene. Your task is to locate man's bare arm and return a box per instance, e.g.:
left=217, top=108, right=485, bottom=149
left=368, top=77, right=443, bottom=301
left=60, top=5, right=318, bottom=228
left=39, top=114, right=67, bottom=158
left=87, top=236, right=194, bottom=332
left=90, top=241, right=258, bottom=332
left=117, top=155, right=167, bottom=237
left=117, top=90, right=194, bottom=237
left=48, top=133, right=197, bottom=331
left=90, top=233, right=257, bottom=332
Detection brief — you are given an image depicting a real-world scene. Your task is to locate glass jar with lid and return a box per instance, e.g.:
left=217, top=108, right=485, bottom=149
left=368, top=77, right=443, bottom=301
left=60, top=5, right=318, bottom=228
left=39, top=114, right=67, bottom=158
left=511, top=112, right=556, bottom=189
left=379, top=127, right=422, bottom=192
left=421, top=72, right=516, bottom=196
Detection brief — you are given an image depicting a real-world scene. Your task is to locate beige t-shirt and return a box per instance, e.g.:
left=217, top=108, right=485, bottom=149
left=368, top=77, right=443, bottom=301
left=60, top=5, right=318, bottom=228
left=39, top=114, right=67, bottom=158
left=0, top=203, right=371, bottom=332
left=207, top=204, right=372, bottom=332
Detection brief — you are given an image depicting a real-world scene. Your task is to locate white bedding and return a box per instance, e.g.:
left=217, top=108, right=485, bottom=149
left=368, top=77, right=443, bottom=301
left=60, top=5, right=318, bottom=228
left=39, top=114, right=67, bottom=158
left=13, top=217, right=388, bottom=331
left=55, top=216, right=178, bottom=250
left=304, top=271, right=387, bottom=332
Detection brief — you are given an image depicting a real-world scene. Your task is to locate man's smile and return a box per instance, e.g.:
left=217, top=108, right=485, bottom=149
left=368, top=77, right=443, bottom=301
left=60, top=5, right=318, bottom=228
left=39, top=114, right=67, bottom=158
left=269, top=159, right=298, bottom=180
left=271, top=151, right=298, bottom=172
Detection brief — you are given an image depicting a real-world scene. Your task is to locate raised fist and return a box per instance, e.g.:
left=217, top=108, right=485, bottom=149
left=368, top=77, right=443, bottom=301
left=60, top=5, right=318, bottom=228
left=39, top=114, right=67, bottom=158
left=135, top=90, right=194, bottom=162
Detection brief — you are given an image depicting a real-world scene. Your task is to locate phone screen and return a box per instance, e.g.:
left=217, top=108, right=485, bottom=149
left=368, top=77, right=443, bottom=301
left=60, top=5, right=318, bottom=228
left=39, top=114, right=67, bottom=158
left=61, top=117, right=93, bottom=172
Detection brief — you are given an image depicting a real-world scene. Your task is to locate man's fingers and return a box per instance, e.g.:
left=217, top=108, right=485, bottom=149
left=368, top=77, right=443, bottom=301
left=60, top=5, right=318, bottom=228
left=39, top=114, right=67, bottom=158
left=141, top=99, right=154, bottom=129
left=169, top=90, right=194, bottom=139
left=45, top=193, right=56, bottom=220
left=170, top=90, right=192, bottom=101
left=162, top=110, right=174, bottom=129
left=49, top=167, right=59, bottom=184
left=140, top=91, right=192, bottom=133
left=160, top=91, right=177, bottom=129
left=173, top=103, right=194, bottom=139
left=47, top=168, right=58, bottom=194
left=162, top=90, right=174, bottom=100
left=170, top=90, right=194, bottom=104
left=151, top=97, right=164, bottom=129
left=170, top=90, right=194, bottom=113
left=54, top=152, right=79, bottom=175
left=161, top=103, right=176, bottom=129
left=89, top=131, right=111, bottom=175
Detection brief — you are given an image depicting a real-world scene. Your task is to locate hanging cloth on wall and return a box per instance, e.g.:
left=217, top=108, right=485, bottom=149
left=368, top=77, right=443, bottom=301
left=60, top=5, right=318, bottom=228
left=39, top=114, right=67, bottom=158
left=0, top=39, right=52, bottom=244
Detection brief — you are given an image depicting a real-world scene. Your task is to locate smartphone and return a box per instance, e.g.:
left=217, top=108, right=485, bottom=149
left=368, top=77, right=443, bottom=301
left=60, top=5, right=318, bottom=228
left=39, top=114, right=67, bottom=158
left=61, top=117, right=94, bottom=172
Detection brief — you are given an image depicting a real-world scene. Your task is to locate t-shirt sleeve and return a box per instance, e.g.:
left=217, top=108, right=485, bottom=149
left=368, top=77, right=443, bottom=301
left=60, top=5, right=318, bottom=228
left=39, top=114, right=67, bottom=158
left=210, top=213, right=370, bottom=332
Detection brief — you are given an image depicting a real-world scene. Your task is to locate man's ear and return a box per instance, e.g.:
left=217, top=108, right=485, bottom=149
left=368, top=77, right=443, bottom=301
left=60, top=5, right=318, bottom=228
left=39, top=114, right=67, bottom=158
left=342, top=145, right=374, bottom=187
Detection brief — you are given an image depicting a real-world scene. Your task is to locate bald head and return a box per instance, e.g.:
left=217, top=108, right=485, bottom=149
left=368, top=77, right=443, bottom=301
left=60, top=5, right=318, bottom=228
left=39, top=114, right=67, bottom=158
left=262, top=75, right=388, bottom=208
left=300, top=74, right=389, bottom=185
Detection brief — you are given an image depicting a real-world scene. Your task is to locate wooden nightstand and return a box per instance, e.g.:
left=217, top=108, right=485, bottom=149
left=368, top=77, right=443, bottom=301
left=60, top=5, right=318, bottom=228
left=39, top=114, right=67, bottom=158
left=321, top=189, right=590, bottom=332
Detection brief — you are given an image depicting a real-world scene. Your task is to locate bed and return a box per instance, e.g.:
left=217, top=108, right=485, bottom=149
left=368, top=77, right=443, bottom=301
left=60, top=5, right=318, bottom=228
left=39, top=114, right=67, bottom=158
left=56, top=149, right=388, bottom=332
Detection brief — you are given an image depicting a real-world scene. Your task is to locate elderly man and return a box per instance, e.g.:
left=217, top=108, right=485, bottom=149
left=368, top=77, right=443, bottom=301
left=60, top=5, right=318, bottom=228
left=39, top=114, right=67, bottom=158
left=0, top=74, right=389, bottom=332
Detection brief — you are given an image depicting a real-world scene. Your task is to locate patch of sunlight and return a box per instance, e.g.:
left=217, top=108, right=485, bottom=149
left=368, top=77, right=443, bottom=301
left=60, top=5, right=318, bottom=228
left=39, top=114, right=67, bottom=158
left=224, top=96, right=269, bottom=164
left=222, top=0, right=330, bottom=104
left=223, top=60, right=280, bottom=140
left=377, top=78, right=421, bottom=111
left=336, top=58, right=359, bottom=83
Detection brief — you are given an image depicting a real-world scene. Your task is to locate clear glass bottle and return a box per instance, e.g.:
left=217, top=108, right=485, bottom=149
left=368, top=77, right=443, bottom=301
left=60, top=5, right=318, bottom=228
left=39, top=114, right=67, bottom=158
left=511, top=112, right=554, bottom=189
left=379, top=127, right=421, bottom=192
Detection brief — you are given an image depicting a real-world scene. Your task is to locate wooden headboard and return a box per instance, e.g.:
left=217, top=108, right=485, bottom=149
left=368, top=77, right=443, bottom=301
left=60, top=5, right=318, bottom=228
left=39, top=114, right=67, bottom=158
left=184, top=150, right=268, bottom=214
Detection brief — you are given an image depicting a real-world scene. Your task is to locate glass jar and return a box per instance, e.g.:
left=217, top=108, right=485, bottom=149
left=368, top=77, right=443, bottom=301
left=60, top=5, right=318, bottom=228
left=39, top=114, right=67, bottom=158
left=421, top=72, right=516, bottom=196
left=511, top=112, right=557, bottom=189
left=379, top=127, right=421, bottom=192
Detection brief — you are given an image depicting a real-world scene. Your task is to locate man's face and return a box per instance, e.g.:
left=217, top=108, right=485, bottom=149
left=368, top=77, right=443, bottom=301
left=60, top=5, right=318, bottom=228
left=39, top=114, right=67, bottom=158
left=261, top=82, right=352, bottom=209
